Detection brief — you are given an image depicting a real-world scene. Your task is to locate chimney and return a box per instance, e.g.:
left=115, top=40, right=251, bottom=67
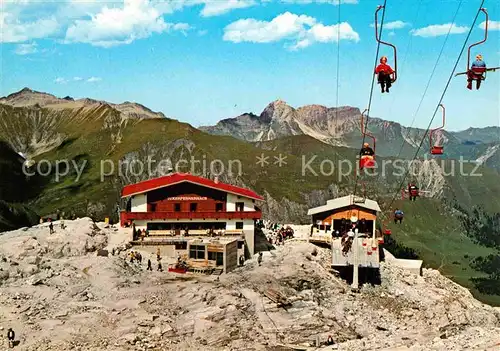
left=214, top=176, right=219, bottom=184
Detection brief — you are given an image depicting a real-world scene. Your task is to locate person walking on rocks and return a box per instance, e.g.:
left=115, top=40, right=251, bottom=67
left=147, top=259, right=152, bottom=271
left=7, top=328, right=15, bottom=348
left=49, top=221, right=54, bottom=235
left=157, top=261, right=163, bottom=272
left=257, top=252, right=263, bottom=266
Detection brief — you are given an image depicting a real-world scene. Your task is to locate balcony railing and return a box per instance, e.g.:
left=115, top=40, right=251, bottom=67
left=120, top=210, right=261, bottom=225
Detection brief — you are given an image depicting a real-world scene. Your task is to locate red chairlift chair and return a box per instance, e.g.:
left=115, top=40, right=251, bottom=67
left=430, top=104, right=445, bottom=155
left=375, top=5, right=397, bottom=84
left=360, top=109, right=376, bottom=169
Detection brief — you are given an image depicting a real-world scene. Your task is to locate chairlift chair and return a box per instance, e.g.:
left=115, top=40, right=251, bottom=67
left=375, top=5, right=397, bottom=83
left=430, top=104, right=445, bottom=155
left=360, top=109, right=376, bottom=169
left=454, top=8, right=500, bottom=88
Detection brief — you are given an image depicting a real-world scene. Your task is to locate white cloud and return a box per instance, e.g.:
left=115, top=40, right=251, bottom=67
left=54, top=76, right=102, bottom=83
left=200, top=0, right=256, bottom=17
left=410, top=23, right=469, bottom=37
left=370, top=20, right=410, bottom=30
left=0, top=13, right=59, bottom=43
left=0, top=0, right=262, bottom=46
left=171, top=22, right=192, bottom=35
left=223, top=12, right=358, bottom=49
left=64, top=0, right=192, bottom=47
left=479, top=20, right=500, bottom=31
left=14, top=42, right=38, bottom=55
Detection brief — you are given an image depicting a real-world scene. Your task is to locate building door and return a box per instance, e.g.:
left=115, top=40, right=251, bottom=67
left=235, top=202, right=244, bottom=211
left=216, top=252, right=223, bottom=266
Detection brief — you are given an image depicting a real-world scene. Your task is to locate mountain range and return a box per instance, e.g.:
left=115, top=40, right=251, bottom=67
left=1, top=87, right=500, bottom=305
left=200, top=99, right=500, bottom=169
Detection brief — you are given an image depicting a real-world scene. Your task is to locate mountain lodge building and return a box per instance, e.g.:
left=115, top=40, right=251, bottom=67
left=120, top=173, right=264, bottom=258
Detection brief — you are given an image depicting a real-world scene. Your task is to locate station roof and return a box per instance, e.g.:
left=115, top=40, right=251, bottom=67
left=121, top=172, right=264, bottom=201
left=307, top=195, right=381, bottom=215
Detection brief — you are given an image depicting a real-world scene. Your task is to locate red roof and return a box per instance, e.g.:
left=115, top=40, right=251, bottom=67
left=121, top=173, right=264, bottom=201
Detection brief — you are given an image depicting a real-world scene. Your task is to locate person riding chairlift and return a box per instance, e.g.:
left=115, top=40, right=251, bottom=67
left=375, top=56, right=395, bottom=93
left=360, top=142, right=375, bottom=168
left=467, top=54, right=486, bottom=90
left=408, top=182, right=419, bottom=201
left=394, top=208, right=404, bottom=224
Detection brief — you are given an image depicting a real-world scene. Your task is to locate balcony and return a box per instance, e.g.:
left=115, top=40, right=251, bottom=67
left=120, top=210, right=262, bottom=225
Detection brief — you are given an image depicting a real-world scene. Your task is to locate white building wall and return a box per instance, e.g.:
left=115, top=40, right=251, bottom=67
left=226, top=194, right=255, bottom=212
left=131, top=194, right=147, bottom=212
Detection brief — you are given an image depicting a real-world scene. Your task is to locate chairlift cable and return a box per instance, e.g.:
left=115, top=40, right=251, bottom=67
left=334, top=0, right=341, bottom=176
left=394, top=0, right=463, bottom=161
left=384, top=0, right=486, bottom=215
left=352, top=0, right=388, bottom=202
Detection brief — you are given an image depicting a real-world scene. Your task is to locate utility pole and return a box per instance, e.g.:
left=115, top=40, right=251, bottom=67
left=352, top=228, right=359, bottom=290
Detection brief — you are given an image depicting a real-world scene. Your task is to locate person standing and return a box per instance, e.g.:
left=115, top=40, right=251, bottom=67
left=7, top=328, right=15, bottom=348
left=147, top=259, right=152, bottom=271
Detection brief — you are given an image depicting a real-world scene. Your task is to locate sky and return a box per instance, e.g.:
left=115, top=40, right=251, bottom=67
left=1, top=0, right=500, bottom=131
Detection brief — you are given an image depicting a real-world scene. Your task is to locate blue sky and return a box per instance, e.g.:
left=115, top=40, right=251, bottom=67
left=2, top=0, right=499, bottom=131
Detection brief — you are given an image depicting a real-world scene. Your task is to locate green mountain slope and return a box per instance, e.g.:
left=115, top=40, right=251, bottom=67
left=383, top=198, right=499, bottom=306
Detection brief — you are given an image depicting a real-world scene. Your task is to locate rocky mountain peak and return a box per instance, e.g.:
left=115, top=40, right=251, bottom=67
left=259, top=99, right=295, bottom=124
left=0, top=88, right=167, bottom=120
left=0, top=87, right=60, bottom=107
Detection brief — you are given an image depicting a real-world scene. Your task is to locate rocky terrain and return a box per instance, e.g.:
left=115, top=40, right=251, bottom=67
left=1, top=219, right=499, bottom=350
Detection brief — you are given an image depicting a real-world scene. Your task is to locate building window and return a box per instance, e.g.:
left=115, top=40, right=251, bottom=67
left=150, top=203, right=157, bottom=212
left=235, top=202, right=244, bottom=211
left=175, top=242, right=187, bottom=250
left=236, top=222, right=243, bottom=230
left=174, top=203, right=181, bottom=212
left=190, top=203, right=198, bottom=212
left=216, top=203, right=223, bottom=212
left=189, top=245, right=205, bottom=259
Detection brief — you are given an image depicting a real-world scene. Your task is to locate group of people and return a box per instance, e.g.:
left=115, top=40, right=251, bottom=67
left=132, top=225, right=149, bottom=241
left=266, top=225, right=294, bottom=246
left=128, top=249, right=163, bottom=271
left=339, top=218, right=372, bottom=256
